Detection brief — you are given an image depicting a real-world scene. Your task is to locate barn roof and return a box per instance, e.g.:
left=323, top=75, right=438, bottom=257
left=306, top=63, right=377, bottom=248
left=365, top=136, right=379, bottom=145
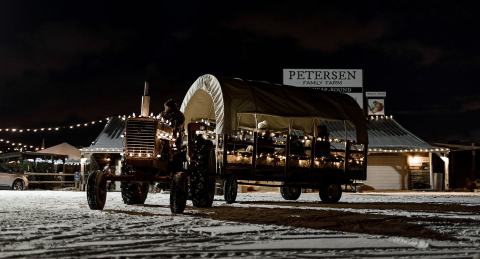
left=81, top=117, right=125, bottom=153
left=328, top=116, right=447, bottom=152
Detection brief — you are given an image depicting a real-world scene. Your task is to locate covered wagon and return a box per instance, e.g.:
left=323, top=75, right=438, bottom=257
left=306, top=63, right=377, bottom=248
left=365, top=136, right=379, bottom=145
left=181, top=74, right=368, bottom=203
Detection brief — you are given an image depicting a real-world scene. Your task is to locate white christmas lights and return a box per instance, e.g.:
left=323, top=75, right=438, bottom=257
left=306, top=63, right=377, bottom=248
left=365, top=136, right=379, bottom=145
left=0, top=117, right=112, bottom=134
left=0, top=137, right=41, bottom=151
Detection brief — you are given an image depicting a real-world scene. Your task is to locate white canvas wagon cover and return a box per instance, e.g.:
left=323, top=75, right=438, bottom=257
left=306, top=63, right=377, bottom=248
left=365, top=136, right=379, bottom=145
left=180, top=74, right=368, bottom=144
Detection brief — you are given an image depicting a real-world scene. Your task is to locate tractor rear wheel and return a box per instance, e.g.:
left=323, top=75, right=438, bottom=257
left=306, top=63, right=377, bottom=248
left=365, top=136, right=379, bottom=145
left=87, top=170, right=107, bottom=210
left=170, top=172, right=187, bottom=213
left=189, top=136, right=215, bottom=208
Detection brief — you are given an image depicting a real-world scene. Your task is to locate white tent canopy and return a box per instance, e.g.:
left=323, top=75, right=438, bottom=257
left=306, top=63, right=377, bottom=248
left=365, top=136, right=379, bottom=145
left=38, top=142, right=81, bottom=160
left=180, top=74, right=368, bottom=144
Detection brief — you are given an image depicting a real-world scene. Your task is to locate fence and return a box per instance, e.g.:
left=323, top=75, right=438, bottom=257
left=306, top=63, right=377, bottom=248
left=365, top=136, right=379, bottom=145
left=25, top=172, right=76, bottom=186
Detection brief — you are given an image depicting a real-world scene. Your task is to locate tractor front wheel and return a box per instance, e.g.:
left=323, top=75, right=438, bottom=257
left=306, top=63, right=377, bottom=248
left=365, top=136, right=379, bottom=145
left=170, top=172, right=187, bottom=213
left=86, top=170, right=107, bottom=210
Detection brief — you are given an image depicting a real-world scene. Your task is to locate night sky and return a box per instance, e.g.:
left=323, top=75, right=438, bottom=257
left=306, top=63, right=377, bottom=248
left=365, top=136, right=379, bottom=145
left=0, top=1, right=479, bottom=149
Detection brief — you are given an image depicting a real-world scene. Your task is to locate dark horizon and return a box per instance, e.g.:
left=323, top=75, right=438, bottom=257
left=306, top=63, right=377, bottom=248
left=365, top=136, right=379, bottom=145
left=1, top=0, right=479, bottom=149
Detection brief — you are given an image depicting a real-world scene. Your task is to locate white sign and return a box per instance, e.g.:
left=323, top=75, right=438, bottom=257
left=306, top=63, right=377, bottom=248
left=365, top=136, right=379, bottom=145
left=367, top=98, right=385, bottom=115
left=407, top=155, right=429, bottom=167
left=366, top=91, right=386, bottom=97
left=283, top=69, right=363, bottom=107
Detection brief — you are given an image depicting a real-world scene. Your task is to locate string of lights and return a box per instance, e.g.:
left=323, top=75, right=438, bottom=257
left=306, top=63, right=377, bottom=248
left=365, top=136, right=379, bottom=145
left=0, top=138, right=41, bottom=153
left=369, top=115, right=394, bottom=120
left=368, top=147, right=449, bottom=153
left=0, top=113, right=171, bottom=134
left=0, top=113, right=164, bottom=154
left=0, top=117, right=112, bottom=134
left=0, top=115, right=125, bottom=153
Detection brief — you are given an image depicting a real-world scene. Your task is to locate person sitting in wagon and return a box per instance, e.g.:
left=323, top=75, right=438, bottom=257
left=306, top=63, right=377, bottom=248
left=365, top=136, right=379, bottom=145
left=289, top=130, right=305, bottom=157
left=314, top=124, right=331, bottom=158
left=256, top=120, right=274, bottom=156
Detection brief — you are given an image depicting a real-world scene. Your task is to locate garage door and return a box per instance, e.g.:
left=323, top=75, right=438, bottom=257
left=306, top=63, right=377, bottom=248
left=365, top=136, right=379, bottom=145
left=364, top=155, right=408, bottom=190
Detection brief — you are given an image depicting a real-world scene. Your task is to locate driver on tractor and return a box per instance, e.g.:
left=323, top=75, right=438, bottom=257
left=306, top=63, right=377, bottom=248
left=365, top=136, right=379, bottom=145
left=160, top=99, right=185, bottom=172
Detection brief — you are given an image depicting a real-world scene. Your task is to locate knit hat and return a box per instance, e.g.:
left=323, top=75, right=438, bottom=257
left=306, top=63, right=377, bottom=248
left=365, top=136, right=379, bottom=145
left=164, top=99, right=177, bottom=109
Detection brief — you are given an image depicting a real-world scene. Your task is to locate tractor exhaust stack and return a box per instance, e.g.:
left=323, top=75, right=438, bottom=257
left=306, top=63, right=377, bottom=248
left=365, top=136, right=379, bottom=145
left=141, top=81, right=150, bottom=117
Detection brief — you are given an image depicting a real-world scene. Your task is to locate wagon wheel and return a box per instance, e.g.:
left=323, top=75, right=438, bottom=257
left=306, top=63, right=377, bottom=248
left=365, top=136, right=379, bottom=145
left=86, top=170, right=107, bottom=210
left=280, top=186, right=301, bottom=201
left=170, top=171, right=187, bottom=213
left=319, top=183, right=342, bottom=203
left=223, top=174, right=237, bottom=204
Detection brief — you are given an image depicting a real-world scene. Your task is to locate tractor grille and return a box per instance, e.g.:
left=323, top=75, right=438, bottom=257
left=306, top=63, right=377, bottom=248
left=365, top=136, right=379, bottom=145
left=125, top=119, right=156, bottom=158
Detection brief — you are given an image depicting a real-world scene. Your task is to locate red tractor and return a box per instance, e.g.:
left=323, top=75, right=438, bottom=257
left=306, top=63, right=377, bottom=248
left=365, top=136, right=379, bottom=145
left=86, top=83, right=215, bottom=213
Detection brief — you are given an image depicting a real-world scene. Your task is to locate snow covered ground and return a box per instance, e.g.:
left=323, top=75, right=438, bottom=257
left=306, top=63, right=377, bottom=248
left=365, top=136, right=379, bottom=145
left=0, top=191, right=479, bottom=258
left=234, top=192, right=480, bottom=221
left=236, top=191, right=480, bottom=206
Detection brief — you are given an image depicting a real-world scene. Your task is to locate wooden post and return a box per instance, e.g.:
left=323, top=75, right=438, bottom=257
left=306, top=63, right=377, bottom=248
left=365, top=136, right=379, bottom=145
left=285, top=120, right=292, bottom=180
left=442, top=153, right=450, bottom=191
left=343, top=121, right=349, bottom=172
left=61, top=157, right=66, bottom=188
left=222, top=134, right=227, bottom=174
left=310, top=119, right=316, bottom=172
left=429, top=152, right=434, bottom=190
left=252, top=132, right=257, bottom=176
left=472, top=142, right=476, bottom=185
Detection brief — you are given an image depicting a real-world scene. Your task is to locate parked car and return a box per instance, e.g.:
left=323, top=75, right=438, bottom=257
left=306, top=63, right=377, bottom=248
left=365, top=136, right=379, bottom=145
left=0, top=165, right=28, bottom=190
